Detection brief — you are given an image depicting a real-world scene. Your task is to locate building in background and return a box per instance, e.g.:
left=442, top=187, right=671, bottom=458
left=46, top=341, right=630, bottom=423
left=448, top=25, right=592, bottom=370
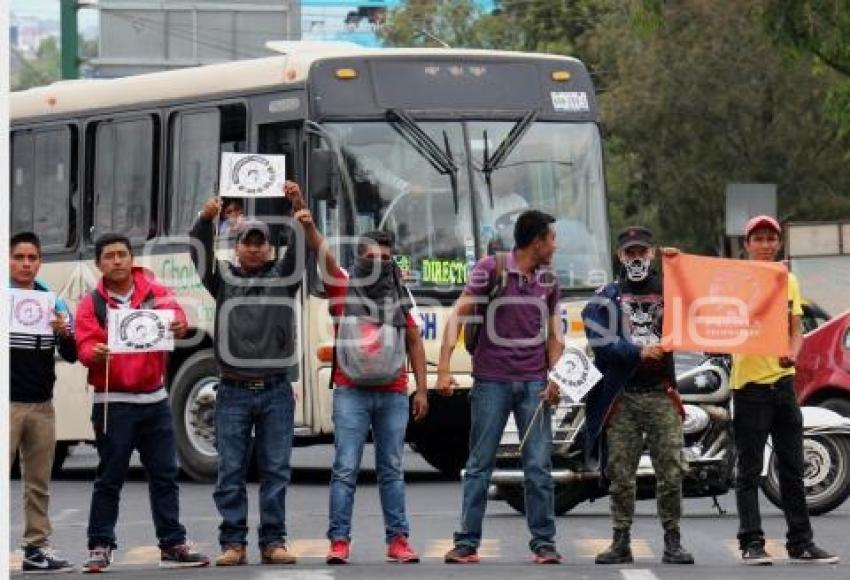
left=301, top=0, right=495, bottom=47
left=92, top=0, right=300, bottom=77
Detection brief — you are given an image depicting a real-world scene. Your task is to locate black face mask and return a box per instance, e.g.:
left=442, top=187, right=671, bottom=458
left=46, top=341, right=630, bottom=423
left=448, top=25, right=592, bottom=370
left=348, top=257, right=409, bottom=326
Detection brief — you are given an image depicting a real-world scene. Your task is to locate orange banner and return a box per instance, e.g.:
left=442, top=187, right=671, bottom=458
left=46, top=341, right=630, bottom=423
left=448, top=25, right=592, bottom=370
left=662, top=253, right=789, bottom=356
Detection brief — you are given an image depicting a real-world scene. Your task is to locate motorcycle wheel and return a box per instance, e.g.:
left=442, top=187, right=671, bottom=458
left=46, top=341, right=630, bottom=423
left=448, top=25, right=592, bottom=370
left=496, top=482, right=589, bottom=516
left=761, top=434, right=850, bottom=516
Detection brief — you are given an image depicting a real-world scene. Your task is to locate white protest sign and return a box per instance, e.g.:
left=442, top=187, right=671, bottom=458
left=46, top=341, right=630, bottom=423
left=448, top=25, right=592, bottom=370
left=549, top=345, right=603, bottom=403
left=9, top=289, right=56, bottom=336
left=107, top=309, right=175, bottom=353
left=219, top=153, right=287, bottom=198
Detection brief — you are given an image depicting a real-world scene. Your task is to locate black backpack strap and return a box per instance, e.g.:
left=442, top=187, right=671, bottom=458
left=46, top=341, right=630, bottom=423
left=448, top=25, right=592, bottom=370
left=90, top=289, right=157, bottom=328
left=91, top=291, right=108, bottom=329
left=490, top=252, right=508, bottom=300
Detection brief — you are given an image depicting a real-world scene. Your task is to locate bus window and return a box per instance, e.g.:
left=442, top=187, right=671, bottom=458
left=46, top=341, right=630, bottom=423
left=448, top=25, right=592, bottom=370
left=11, top=132, right=35, bottom=235
left=92, top=116, right=158, bottom=243
left=34, top=127, right=75, bottom=249
left=11, top=127, right=76, bottom=250
left=168, top=104, right=247, bottom=235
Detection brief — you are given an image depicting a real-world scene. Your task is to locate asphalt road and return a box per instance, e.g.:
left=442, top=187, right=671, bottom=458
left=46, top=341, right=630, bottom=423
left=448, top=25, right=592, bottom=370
left=8, top=444, right=848, bottom=580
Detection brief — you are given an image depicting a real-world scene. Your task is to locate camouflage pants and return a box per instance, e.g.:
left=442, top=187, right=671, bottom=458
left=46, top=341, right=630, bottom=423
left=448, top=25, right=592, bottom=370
left=605, top=390, right=686, bottom=532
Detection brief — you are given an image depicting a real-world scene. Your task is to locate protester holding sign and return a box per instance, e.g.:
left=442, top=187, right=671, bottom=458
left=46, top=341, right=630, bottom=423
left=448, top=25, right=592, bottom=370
left=9, top=232, right=77, bottom=573
left=730, top=216, right=838, bottom=565
left=305, top=225, right=428, bottom=565
left=190, top=181, right=307, bottom=567
left=75, top=233, right=207, bottom=573
left=437, top=210, right=563, bottom=565
left=581, top=226, right=693, bottom=566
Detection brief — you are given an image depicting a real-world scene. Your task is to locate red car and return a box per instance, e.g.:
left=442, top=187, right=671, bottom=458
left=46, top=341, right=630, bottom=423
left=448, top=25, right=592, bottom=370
left=796, top=310, right=850, bottom=417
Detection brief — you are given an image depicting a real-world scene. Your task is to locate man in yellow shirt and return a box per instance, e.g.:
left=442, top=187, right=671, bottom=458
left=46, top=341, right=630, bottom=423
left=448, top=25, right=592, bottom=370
left=731, top=215, right=838, bottom=565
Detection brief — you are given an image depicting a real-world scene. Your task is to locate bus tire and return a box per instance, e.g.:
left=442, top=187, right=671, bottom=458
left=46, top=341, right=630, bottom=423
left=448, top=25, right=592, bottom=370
left=407, top=390, right=470, bottom=478
left=497, top=482, right=589, bottom=516
left=170, top=349, right=220, bottom=483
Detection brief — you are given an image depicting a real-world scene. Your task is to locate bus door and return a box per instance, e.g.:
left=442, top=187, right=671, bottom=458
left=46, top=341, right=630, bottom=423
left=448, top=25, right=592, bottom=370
left=254, top=119, right=309, bottom=430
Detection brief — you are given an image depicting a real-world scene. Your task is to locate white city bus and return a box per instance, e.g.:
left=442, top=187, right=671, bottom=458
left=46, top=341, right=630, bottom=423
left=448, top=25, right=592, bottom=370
left=10, top=42, right=611, bottom=481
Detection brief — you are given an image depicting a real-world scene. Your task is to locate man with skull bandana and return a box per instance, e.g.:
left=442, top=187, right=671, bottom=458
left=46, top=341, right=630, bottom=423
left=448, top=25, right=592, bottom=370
left=582, top=226, right=693, bottom=566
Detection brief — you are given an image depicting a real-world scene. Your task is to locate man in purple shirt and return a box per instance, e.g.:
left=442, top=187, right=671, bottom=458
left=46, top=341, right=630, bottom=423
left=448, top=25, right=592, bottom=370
left=436, top=210, right=563, bottom=564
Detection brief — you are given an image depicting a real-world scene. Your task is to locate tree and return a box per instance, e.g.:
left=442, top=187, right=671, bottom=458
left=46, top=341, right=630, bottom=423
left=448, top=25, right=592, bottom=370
left=12, top=35, right=98, bottom=91
left=584, top=0, right=850, bottom=253
left=764, top=0, right=850, bottom=75
left=378, top=0, right=490, bottom=48
left=12, top=37, right=61, bottom=91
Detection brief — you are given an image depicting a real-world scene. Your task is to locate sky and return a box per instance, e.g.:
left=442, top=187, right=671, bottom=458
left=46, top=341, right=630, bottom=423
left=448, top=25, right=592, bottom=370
left=10, top=0, right=98, bottom=32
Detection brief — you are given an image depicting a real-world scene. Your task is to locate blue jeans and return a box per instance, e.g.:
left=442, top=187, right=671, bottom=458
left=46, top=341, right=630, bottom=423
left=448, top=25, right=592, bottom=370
left=327, top=387, right=410, bottom=543
left=87, top=400, right=186, bottom=549
left=454, top=380, right=556, bottom=552
left=213, top=378, right=295, bottom=548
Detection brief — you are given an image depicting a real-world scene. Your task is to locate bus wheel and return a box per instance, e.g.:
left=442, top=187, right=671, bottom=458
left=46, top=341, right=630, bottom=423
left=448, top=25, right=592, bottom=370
left=171, top=350, right=219, bottom=482
left=407, top=390, right=470, bottom=478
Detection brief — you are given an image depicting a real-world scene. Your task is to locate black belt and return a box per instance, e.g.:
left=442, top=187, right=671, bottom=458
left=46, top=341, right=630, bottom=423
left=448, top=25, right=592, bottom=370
left=220, top=374, right=285, bottom=389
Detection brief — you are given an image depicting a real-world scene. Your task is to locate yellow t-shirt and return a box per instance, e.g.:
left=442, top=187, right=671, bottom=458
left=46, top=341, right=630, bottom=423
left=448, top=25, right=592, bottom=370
left=731, top=272, right=803, bottom=389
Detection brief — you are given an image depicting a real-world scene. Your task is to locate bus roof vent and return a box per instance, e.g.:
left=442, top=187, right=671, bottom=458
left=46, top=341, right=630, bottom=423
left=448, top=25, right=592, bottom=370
left=265, top=41, right=369, bottom=55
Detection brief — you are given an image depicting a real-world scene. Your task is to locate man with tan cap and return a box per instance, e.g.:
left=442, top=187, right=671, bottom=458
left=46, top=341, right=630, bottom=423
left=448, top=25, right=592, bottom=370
left=731, top=215, right=838, bottom=565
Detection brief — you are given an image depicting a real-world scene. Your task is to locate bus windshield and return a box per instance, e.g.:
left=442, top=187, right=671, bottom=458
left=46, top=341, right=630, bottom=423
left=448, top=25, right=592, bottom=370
left=313, top=120, right=610, bottom=292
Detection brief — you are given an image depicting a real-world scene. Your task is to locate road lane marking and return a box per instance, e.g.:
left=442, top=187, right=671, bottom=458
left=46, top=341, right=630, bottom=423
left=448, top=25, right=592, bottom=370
left=289, top=539, right=330, bottom=558
left=621, top=570, right=659, bottom=580
left=119, top=546, right=161, bottom=565
left=576, top=538, right=654, bottom=558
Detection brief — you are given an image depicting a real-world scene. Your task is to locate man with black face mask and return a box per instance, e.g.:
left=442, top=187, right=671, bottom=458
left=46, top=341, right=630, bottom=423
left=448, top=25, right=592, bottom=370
left=582, top=226, right=693, bottom=566
left=299, top=225, right=428, bottom=565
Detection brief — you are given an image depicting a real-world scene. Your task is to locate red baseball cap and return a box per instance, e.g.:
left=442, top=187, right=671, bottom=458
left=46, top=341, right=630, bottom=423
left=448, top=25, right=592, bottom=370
left=744, top=215, right=781, bottom=238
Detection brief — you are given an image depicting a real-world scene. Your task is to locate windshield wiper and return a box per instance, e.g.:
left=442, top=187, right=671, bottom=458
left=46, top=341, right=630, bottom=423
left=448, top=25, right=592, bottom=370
left=481, top=110, right=538, bottom=208
left=387, top=109, right=460, bottom=213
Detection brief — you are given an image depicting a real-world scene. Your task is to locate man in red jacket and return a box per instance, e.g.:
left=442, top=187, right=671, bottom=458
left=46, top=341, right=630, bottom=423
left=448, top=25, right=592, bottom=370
left=75, top=233, right=209, bottom=573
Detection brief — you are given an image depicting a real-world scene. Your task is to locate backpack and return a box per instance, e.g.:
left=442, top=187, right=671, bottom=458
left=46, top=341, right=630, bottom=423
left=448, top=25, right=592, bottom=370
left=90, top=289, right=156, bottom=328
left=331, top=270, right=409, bottom=387
left=463, top=252, right=508, bottom=356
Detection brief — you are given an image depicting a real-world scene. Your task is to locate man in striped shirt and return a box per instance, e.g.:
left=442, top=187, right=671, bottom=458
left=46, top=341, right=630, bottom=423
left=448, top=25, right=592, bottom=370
left=10, top=231, right=77, bottom=573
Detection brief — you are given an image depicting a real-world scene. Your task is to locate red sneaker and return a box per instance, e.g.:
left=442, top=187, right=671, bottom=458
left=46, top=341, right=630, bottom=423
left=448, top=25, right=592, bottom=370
left=326, top=540, right=350, bottom=565
left=386, top=536, right=420, bottom=563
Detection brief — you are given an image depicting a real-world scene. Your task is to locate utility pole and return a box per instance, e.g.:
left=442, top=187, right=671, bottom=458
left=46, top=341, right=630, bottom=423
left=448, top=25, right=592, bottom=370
left=60, top=0, right=80, bottom=79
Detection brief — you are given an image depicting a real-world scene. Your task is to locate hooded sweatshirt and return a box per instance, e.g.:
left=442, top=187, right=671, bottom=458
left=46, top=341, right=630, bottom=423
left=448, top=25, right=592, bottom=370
left=75, top=267, right=187, bottom=395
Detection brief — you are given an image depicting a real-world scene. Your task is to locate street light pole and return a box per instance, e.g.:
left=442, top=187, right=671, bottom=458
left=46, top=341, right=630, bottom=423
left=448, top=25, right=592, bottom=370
left=59, top=0, right=79, bottom=79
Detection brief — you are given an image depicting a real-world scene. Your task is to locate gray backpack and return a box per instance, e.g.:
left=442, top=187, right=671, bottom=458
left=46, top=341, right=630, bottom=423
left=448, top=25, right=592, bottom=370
left=332, top=268, right=410, bottom=387
left=335, top=315, right=407, bottom=386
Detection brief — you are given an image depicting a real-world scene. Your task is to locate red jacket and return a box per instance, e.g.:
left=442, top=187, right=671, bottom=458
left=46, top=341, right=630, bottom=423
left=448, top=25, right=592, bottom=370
left=75, top=267, right=187, bottom=394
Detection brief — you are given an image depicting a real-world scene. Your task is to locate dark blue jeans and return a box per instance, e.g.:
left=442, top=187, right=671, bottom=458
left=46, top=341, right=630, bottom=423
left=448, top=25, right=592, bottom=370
left=213, top=378, right=295, bottom=548
left=327, top=387, right=410, bottom=543
left=454, top=380, right=556, bottom=552
left=87, top=400, right=186, bottom=550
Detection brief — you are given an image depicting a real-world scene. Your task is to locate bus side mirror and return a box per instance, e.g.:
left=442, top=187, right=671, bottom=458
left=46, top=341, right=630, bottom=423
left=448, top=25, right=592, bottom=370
left=309, top=149, right=336, bottom=201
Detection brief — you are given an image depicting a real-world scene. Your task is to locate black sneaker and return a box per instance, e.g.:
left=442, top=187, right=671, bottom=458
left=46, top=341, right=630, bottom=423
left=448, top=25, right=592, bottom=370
left=82, top=545, right=113, bottom=574
left=444, top=544, right=480, bottom=564
left=788, top=543, right=839, bottom=564
left=741, top=542, right=772, bottom=566
left=160, top=542, right=211, bottom=568
left=532, top=544, right=562, bottom=564
left=22, top=546, right=75, bottom=574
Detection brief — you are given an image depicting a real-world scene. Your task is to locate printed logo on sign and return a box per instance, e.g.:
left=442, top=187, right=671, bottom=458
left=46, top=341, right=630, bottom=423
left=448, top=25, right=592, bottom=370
left=119, top=311, right=167, bottom=350
left=14, top=298, right=45, bottom=327
left=556, top=350, right=590, bottom=388
left=231, top=155, right=277, bottom=195
left=551, top=91, right=589, bottom=112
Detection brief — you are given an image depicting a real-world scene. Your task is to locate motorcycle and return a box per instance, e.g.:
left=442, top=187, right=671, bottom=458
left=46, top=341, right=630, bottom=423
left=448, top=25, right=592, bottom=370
left=490, top=355, right=850, bottom=516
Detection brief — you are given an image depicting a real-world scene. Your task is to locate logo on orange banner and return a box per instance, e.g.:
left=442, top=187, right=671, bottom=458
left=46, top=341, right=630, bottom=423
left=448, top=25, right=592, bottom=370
left=661, top=253, right=789, bottom=356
